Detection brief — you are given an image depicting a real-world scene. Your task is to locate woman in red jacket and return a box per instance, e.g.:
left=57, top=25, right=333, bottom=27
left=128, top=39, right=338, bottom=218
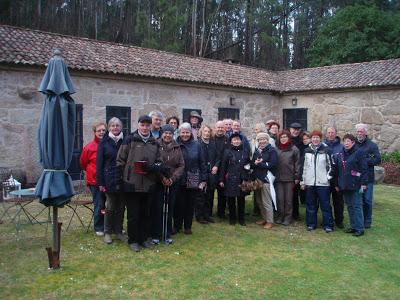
left=80, top=122, right=107, bottom=236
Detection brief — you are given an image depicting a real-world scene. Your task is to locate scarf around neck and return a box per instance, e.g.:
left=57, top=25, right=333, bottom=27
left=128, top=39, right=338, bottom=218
left=109, top=131, right=123, bottom=143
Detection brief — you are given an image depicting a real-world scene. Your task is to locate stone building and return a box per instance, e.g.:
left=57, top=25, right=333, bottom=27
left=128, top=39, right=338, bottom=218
left=1, top=25, right=399, bottom=183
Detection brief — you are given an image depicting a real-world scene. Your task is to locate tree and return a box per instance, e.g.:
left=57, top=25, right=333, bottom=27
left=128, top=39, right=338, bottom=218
left=308, top=5, right=400, bottom=66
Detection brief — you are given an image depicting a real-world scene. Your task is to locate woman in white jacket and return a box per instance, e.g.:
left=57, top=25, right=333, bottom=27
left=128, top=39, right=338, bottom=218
left=300, top=130, right=334, bottom=233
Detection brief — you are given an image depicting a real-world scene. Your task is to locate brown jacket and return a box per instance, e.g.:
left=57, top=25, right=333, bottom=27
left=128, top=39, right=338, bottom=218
left=276, top=144, right=300, bottom=182
left=158, top=139, right=185, bottom=183
left=116, top=131, right=161, bottom=193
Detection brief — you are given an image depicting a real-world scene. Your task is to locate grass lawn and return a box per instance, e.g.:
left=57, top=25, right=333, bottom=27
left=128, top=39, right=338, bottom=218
left=1, top=185, right=399, bottom=299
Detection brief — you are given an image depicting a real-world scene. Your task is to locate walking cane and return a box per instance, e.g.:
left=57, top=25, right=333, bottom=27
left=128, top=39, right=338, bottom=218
left=162, top=186, right=170, bottom=242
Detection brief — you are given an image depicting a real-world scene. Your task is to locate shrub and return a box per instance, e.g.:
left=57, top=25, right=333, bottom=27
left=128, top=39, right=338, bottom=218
left=381, top=151, right=400, bottom=164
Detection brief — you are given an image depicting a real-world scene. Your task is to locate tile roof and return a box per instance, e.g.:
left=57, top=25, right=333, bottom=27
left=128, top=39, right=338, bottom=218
left=1, top=25, right=399, bottom=93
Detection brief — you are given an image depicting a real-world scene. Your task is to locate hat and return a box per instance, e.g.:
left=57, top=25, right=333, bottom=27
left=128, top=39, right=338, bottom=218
left=256, top=132, right=270, bottom=141
left=138, top=115, right=152, bottom=124
left=190, top=111, right=203, bottom=122
left=229, top=132, right=242, bottom=141
left=289, top=122, right=302, bottom=129
left=161, top=124, right=175, bottom=133
left=266, top=119, right=276, bottom=125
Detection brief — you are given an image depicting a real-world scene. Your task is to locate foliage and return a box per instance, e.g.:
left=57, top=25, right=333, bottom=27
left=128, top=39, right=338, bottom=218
left=1, top=185, right=400, bottom=299
left=381, top=151, right=400, bottom=164
left=308, top=5, right=400, bottom=66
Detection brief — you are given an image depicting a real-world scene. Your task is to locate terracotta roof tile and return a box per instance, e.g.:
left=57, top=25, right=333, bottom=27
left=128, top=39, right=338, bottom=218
left=1, top=25, right=399, bottom=92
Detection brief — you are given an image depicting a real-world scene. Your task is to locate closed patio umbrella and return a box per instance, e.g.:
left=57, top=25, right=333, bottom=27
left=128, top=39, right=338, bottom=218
left=35, top=49, right=76, bottom=269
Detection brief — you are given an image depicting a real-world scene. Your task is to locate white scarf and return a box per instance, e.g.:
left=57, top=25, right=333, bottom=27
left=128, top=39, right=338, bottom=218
left=109, top=131, right=123, bottom=143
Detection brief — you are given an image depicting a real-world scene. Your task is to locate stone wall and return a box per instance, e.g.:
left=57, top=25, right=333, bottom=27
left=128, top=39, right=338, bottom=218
left=0, top=67, right=279, bottom=183
left=1, top=66, right=399, bottom=184
left=280, top=89, right=400, bottom=152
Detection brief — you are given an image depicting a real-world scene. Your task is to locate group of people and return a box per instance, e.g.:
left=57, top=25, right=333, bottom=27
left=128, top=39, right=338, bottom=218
left=79, top=110, right=381, bottom=252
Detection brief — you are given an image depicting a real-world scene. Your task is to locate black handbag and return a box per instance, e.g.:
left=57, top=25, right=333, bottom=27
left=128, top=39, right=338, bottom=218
left=186, top=170, right=200, bottom=189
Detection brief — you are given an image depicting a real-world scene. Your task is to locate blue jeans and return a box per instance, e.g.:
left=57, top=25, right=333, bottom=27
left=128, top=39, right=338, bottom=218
left=343, top=190, right=364, bottom=232
left=89, top=186, right=105, bottom=232
left=361, top=183, right=374, bottom=227
left=306, top=186, right=333, bottom=229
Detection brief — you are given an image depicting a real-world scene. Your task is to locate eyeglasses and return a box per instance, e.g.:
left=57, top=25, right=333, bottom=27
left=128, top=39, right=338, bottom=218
left=96, top=129, right=106, bottom=132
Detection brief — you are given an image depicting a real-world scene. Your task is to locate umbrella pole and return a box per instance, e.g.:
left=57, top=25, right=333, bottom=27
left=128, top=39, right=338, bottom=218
left=46, top=206, right=61, bottom=269
left=53, top=206, right=58, bottom=251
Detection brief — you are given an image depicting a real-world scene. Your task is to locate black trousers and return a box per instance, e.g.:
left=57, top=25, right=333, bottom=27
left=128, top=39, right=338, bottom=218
left=151, top=183, right=176, bottom=240
left=227, top=196, right=245, bottom=222
left=174, top=187, right=201, bottom=231
left=217, top=186, right=227, bottom=217
left=206, top=188, right=216, bottom=217
left=125, top=192, right=152, bottom=245
left=292, top=183, right=300, bottom=219
left=195, top=189, right=210, bottom=221
left=330, top=185, right=344, bottom=226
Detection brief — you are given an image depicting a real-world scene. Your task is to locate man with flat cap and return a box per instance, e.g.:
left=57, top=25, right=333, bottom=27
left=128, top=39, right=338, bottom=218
left=117, top=115, right=163, bottom=252
left=189, top=110, right=203, bottom=140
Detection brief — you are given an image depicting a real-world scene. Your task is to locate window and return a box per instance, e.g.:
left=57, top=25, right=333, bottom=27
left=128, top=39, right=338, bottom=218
left=218, top=108, right=240, bottom=120
left=68, top=104, right=83, bottom=180
left=106, top=106, right=131, bottom=136
left=182, top=108, right=202, bottom=123
left=283, top=108, right=308, bottom=130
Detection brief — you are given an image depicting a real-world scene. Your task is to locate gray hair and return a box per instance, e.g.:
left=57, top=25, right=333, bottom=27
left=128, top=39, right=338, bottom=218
left=355, top=123, right=368, bottom=133
left=149, top=110, right=164, bottom=119
left=325, top=126, right=337, bottom=133
left=254, top=122, right=267, bottom=132
left=107, top=117, right=122, bottom=128
left=179, top=122, right=192, bottom=132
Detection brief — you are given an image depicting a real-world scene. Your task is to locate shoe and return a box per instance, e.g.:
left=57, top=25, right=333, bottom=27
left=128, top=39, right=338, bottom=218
left=307, top=226, right=315, bottom=231
left=184, top=229, right=192, bottom=235
left=256, top=220, right=267, bottom=225
left=129, top=243, right=140, bottom=252
left=104, top=233, right=112, bottom=244
left=116, top=233, right=126, bottom=242
left=218, top=214, right=226, bottom=219
left=95, top=231, right=104, bottom=236
left=345, top=228, right=356, bottom=234
left=205, top=217, right=215, bottom=223
left=229, top=220, right=236, bottom=225
left=239, top=221, right=246, bottom=226
left=263, top=222, right=273, bottom=229
left=336, top=223, right=344, bottom=229
left=165, top=238, right=173, bottom=245
left=364, top=224, right=371, bottom=229
left=324, top=227, right=333, bottom=233
left=198, top=219, right=208, bottom=224
left=275, top=219, right=283, bottom=224
left=282, top=221, right=290, bottom=226
left=352, top=231, right=364, bottom=237
left=171, top=228, right=179, bottom=235
left=142, top=240, right=155, bottom=249
left=152, top=239, right=160, bottom=245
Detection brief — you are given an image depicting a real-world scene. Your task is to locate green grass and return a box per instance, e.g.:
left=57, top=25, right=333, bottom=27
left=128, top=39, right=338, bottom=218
left=1, top=185, right=400, bottom=299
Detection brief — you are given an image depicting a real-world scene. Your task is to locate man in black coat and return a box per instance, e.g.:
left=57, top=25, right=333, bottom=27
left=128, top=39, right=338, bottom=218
left=214, top=121, right=229, bottom=218
left=354, top=123, right=381, bottom=229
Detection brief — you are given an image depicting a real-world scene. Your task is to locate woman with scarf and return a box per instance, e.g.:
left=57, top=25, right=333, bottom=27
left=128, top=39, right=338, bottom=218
left=275, top=130, right=300, bottom=226
left=80, top=121, right=107, bottom=236
left=251, top=132, right=278, bottom=229
left=174, top=122, right=207, bottom=234
left=96, top=117, right=125, bottom=244
left=219, top=133, right=250, bottom=226
left=151, top=125, right=185, bottom=244
left=335, top=133, right=368, bottom=237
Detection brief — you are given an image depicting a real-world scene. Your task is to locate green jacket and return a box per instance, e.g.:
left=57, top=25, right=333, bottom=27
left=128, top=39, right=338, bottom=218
left=116, top=130, right=161, bottom=193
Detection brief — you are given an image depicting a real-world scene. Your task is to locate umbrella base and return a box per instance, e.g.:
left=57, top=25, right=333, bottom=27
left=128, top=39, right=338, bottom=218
left=46, top=221, right=62, bottom=269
